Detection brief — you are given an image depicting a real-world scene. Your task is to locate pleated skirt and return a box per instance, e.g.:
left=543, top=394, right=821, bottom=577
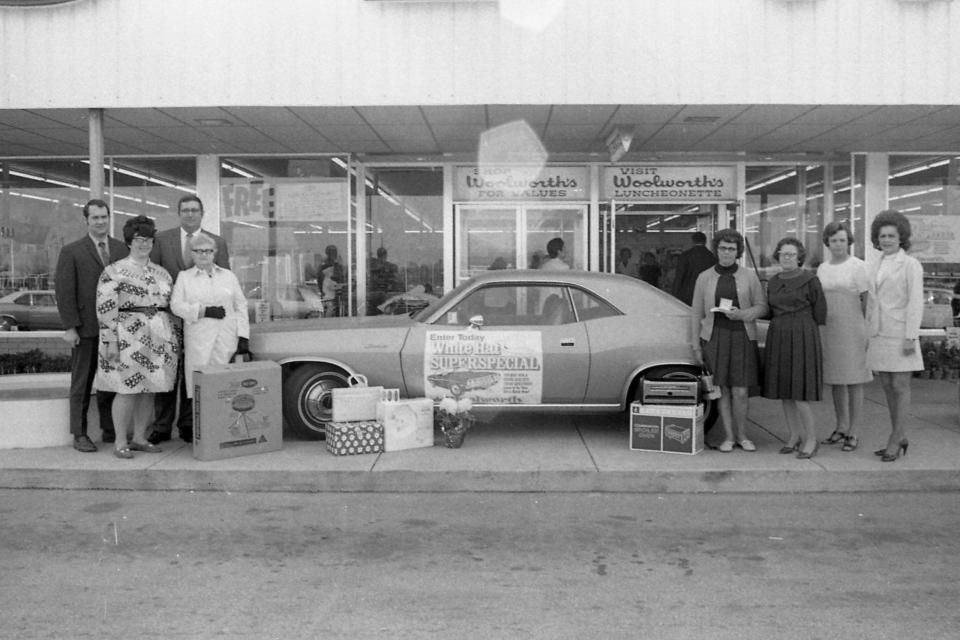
left=703, top=324, right=761, bottom=389
left=762, top=313, right=822, bottom=401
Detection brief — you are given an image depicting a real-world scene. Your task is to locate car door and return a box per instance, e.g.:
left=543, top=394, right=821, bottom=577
left=30, top=292, right=60, bottom=329
left=401, top=282, right=589, bottom=405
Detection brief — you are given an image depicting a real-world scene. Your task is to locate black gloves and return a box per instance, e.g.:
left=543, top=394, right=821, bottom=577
left=236, top=337, right=250, bottom=355
left=203, top=305, right=226, bottom=319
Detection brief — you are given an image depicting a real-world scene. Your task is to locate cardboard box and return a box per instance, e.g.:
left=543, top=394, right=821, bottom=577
left=630, top=403, right=704, bottom=455
left=378, top=398, right=434, bottom=452
left=326, top=420, right=385, bottom=456
left=193, top=360, right=283, bottom=461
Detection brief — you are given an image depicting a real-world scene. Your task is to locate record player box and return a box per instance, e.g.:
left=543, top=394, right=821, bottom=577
left=630, top=402, right=704, bottom=455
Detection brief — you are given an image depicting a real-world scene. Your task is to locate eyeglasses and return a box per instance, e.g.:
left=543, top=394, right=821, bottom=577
left=180, top=207, right=202, bottom=214
left=191, top=248, right=215, bottom=254
left=130, top=237, right=154, bottom=245
left=779, top=252, right=799, bottom=258
left=716, top=246, right=738, bottom=253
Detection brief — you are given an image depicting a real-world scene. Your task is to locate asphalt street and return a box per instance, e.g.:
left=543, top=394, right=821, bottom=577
left=1, top=490, right=958, bottom=640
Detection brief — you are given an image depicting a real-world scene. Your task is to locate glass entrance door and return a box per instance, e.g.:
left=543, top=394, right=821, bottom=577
left=455, top=204, right=586, bottom=283
left=600, top=203, right=721, bottom=292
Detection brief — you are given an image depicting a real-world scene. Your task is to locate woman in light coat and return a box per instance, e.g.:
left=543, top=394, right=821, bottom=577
left=865, top=210, right=924, bottom=462
left=171, top=234, right=250, bottom=401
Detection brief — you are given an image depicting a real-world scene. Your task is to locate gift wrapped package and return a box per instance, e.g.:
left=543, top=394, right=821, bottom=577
left=325, top=420, right=385, bottom=456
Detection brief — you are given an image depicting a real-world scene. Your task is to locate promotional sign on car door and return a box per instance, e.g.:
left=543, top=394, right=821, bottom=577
left=424, top=330, right=543, bottom=404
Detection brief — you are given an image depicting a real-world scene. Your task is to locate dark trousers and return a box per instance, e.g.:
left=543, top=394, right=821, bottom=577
left=151, top=355, right=192, bottom=436
left=69, top=337, right=116, bottom=438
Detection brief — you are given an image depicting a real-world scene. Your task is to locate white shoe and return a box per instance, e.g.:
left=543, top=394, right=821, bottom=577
left=718, top=440, right=734, bottom=453
left=738, top=439, right=756, bottom=452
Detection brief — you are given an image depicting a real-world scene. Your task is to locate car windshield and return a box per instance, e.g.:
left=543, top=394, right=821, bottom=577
left=412, top=278, right=476, bottom=322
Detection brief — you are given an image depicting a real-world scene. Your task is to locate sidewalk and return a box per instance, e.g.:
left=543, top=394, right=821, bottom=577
left=1, top=377, right=958, bottom=494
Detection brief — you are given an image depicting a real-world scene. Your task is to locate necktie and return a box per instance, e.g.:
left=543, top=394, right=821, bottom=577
left=184, top=232, right=194, bottom=268
left=97, top=241, right=109, bottom=266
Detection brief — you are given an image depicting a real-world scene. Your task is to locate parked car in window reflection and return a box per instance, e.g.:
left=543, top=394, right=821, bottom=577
left=922, top=287, right=956, bottom=329
left=0, top=290, right=61, bottom=331
left=246, top=285, right=324, bottom=322
left=248, top=270, right=706, bottom=438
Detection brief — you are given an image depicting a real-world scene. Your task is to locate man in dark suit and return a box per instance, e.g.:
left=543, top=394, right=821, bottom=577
left=672, top=231, right=717, bottom=306
left=55, top=199, right=129, bottom=452
left=147, top=195, right=230, bottom=444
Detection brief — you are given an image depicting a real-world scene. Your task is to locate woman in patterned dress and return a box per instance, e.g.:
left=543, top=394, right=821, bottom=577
left=817, top=222, right=872, bottom=452
left=762, top=238, right=827, bottom=459
left=95, top=215, right=178, bottom=459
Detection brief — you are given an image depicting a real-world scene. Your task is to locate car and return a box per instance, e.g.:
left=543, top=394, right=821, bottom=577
left=0, top=290, right=61, bottom=331
left=248, top=270, right=708, bottom=438
left=922, top=287, right=955, bottom=329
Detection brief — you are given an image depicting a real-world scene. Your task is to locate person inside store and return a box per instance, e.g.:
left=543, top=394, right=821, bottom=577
left=762, top=237, right=827, bottom=460
left=673, top=231, right=718, bottom=305
left=54, top=199, right=128, bottom=453
left=171, top=233, right=250, bottom=412
left=147, top=195, right=229, bottom=444
left=95, top=215, right=179, bottom=459
left=690, top=228, right=768, bottom=453
left=637, top=251, right=661, bottom=287
left=540, top=237, right=570, bottom=270
left=866, top=209, right=924, bottom=462
left=615, top=247, right=637, bottom=277
left=368, top=246, right=399, bottom=314
left=817, top=222, right=872, bottom=452
left=318, top=244, right=345, bottom=317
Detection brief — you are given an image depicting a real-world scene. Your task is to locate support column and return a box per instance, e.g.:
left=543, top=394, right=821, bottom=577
left=88, top=109, right=104, bottom=200
left=863, top=153, right=889, bottom=267
left=196, top=154, right=220, bottom=233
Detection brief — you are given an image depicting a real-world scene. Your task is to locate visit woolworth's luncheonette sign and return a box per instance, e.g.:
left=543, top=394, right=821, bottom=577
left=454, top=166, right=588, bottom=201
left=602, top=165, right=738, bottom=201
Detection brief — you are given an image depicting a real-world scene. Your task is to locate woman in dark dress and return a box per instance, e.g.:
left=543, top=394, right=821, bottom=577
left=691, top=229, right=768, bottom=453
left=762, top=237, right=827, bottom=459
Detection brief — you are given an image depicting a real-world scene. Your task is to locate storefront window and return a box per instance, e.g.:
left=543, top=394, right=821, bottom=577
left=888, top=154, right=960, bottom=284
left=364, top=167, right=444, bottom=315
left=1, top=159, right=96, bottom=293
left=744, top=164, right=833, bottom=276
left=219, top=156, right=351, bottom=322
left=109, top=157, right=196, bottom=235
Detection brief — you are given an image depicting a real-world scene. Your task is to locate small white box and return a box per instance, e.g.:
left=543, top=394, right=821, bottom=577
left=378, top=398, right=435, bottom=452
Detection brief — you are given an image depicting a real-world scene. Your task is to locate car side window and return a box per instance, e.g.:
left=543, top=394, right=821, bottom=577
left=36, top=294, right=56, bottom=306
left=569, top=287, right=620, bottom=322
left=434, top=284, right=573, bottom=327
left=14, top=294, right=30, bottom=306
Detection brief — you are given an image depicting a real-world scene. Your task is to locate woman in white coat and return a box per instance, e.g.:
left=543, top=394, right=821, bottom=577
left=171, top=234, right=250, bottom=403
left=866, top=210, right=924, bottom=462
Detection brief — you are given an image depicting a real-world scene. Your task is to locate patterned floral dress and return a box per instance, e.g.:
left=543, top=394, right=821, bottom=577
left=95, top=258, right=179, bottom=394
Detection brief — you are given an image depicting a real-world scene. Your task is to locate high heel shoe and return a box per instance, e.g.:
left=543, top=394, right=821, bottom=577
left=841, top=435, right=859, bottom=452
left=821, top=430, right=846, bottom=445
left=778, top=440, right=801, bottom=455
left=879, top=439, right=909, bottom=462
left=796, top=441, right=819, bottom=460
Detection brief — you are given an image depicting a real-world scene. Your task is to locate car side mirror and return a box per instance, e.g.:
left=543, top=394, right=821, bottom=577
left=468, top=314, right=484, bottom=329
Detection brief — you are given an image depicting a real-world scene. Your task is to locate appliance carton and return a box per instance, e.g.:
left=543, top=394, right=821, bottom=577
left=377, top=398, right=435, bottom=451
left=193, top=360, right=282, bottom=461
left=629, top=403, right=704, bottom=455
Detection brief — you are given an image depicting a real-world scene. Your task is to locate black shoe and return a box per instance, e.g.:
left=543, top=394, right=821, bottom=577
left=179, top=430, right=193, bottom=444
left=73, top=435, right=97, bottom=453
left=101, top=432, right=116, bottom=444
left=146, top=430, right=171, bottom=445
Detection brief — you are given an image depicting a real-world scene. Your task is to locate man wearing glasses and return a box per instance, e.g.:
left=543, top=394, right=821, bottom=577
left=147, top=195, right=230, bottom=444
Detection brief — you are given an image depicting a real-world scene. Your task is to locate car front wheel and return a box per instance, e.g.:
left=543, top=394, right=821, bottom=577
left=282, top=364, right=350, bottom=439
left=0, top=316, right=18, bottom=331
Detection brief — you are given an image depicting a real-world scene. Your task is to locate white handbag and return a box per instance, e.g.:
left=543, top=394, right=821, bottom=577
left=332, top=374, right=394, bottom=422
